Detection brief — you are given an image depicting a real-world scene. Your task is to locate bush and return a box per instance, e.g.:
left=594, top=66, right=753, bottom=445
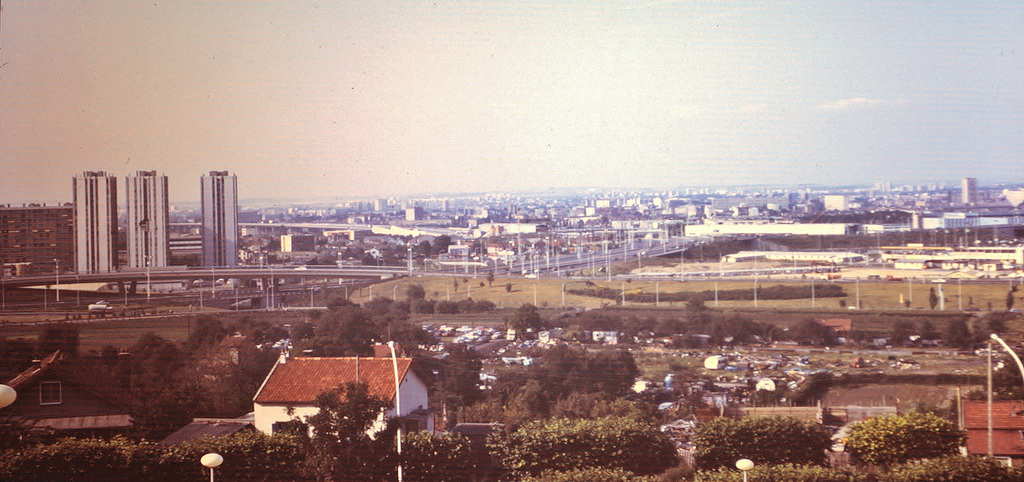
left=694, top=463, right=870, bottom=482
left=520, top=467, right=659, bottom=482
left=844, top=412, right=964, bottom=467
left=399, top=431, right=475, bottom=482
left=0, top=432, right=304, bottom=481
left=882, top=455, right=1021, bottom=482
left=691, top=417, right=832, bottom=470
left=491, top=416, right=677, bottom=478
left=0, top=436, right=161, bottom=481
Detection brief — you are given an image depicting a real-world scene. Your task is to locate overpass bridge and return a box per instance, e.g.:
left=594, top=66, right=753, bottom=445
left=0, top=266, right=408, bottom=290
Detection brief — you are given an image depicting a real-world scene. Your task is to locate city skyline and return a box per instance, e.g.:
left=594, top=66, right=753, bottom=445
left=1, top=1, right=1022, bottom=204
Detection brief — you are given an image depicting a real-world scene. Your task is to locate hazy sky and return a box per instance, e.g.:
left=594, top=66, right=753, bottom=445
left=1, top=1, right=1021, bottom=204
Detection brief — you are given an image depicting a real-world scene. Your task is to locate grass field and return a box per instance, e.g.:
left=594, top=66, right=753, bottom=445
left=357, top=275, right=1022, bottom=316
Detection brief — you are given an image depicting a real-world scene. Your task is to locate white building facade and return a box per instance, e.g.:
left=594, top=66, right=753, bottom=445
left=126, top=171, right=169, bottom=268
left=72, top=171, right=118, bottom=274
left=201, top=171, right=239, bottom=267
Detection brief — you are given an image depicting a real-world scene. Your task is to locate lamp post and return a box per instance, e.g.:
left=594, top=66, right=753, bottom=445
left=736, top=458, right=754, bottom=482
left=0, top=384, right=16, bottom=409
left=387, top=341, right=404, bottom=482
left=200, top=453, right=223, bottom=482
left=145, top=255, right=151, bottom=304
left=54, top=259, right=60, bottom=303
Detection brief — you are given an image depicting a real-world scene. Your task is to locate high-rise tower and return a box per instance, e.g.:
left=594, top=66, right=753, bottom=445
left=126, top=170, right=169, bottom=268
left=73, top=171, right=119, bottom=273
left=201, top=171, right=239, bottom=267
left=961, top=177, right=978, bottom=204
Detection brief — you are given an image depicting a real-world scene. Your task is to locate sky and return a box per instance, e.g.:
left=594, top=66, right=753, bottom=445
left=0, top=1, right=1021, bottom=204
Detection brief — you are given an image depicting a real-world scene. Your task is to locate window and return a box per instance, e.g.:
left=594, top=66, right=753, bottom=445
left=39, top=381, right=62, bottom=405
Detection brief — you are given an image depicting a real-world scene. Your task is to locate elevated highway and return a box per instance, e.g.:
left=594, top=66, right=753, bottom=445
left=0, top=266, right=408, bottom=289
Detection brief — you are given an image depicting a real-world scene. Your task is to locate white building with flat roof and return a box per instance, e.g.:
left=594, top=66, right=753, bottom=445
left=685, top=221, right=849, bottom=237
left=73, top=171, right=119, bottom=273
left=126, top=171, right=169, bottom=268
left=201, top=171, right=239, bottom=266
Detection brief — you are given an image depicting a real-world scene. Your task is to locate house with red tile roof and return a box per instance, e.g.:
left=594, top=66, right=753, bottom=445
left=963, top=400, right=1024, bottom=467
left=252, top=353, right=432, bottom=436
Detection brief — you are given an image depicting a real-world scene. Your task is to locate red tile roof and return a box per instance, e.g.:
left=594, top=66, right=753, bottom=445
left=963, top=400, right=1024, bottom=429
left=253, top=356, right=413, bottom=405
left=966, top=429, right=1024, bottom=456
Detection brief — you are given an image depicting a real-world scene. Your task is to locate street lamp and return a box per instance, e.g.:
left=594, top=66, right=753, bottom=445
left=54, top=259, right=60, bottom=303
left=736, top=458, right=754, bottom=482
left=0, top=384, right=16, bottom=409
left=200, top=453, right=223, bottom=482
left=387, top=341, right=404, bottom=482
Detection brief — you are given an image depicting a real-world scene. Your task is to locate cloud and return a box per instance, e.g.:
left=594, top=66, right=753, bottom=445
left=816, top=97, right=883, bottom=110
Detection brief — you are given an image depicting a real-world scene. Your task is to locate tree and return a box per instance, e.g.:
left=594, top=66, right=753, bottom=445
left=789, top=319, right=837, bottom=346
left=302, top=381, right=394, bottom=480
left=844, top=412, right=965, bottom=467
left=882, top=455, right=1021, bottom=482
left=432, top=234, right=452, bottom=254
left=183, top=316, right=227, bottom=352
left=690, top=416, right=832, bottom=470
left=917, top=320, right=939, bottom=341
left=301, top=305, right=378, bottom=356
left=406, top=283, right=426, bottom=301
left=929, top=287, right=939, bottom=310
left=944, top=319, right=973, bottom=349
left=509, top=303, right=543, bottom=333
left=434, top=344, right=484, bottom=422
left=491, top=417, right=677, bottom=478
left=889, top=320, right=914, bottom=346
left=36, top=323, right=80, bottom=357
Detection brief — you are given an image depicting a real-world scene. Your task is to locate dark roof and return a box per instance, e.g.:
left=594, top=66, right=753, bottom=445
left=253, top=356, right=412, bottom=405
left=159, top=418, right=254, bottom=445
left=451, top=423, right=503, bottom=437
left=6, top=350, right=62, bottom=390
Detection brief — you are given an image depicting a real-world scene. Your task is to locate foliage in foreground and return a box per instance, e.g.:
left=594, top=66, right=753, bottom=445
left=694, top=463, right=870, bottom=482
left=690, top=416, right=833, bottom=470
left=490, top=416, right=678, bottom=478
left=880, top=455, right=1021, bottom=482
left=399, top=431, right=475, bottom=482
left=520, top=466, right=659, bottom=482
left=0, top=432, right=304, bottom=481
left=844, top=412, right=965, bottom=467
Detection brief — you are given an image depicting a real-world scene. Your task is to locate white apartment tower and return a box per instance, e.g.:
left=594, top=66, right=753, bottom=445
left=201, top=171, right=239, bottom=266
left=73, top=171, right=119, bottom=273
left=126, top=170, right=170, bottom=268
left=962, top=177, right=978, bottom=204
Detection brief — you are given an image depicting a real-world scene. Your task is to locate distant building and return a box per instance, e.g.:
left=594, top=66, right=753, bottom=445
left=0, top=203, right=74, bottom=275
left=125, top=171, right=170, bottom=268
left=280, top=234, right=315, bottom=252
left=405, top=206, right=424, bottom=221
left=73, top=171, right=119, bottom=273
left=686, top=221, right=849, bottom=237
left=823, top=195, right=848, bottom=212
left=201, top=171, right=239, bottom=266
left=962, top=177, right=978, bottom=204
